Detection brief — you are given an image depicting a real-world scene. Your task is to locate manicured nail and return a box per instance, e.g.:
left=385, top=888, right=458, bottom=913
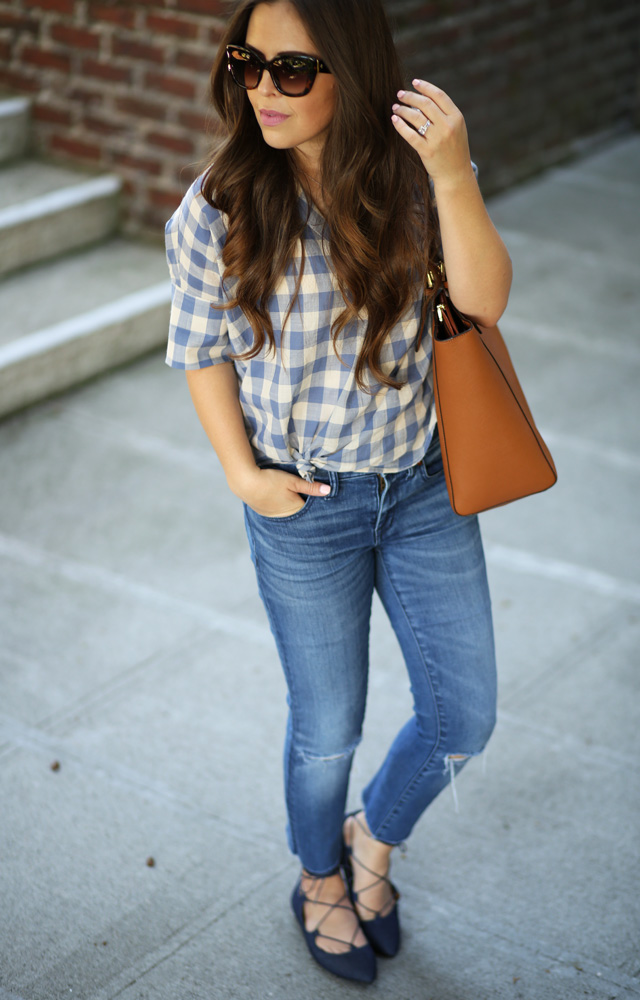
left=397, top=89, right=405, bottom=98
left=413, top=78, right=424, bottom=86
left=392, top=103, right=400, bottom=111
left=319, top=484, right=330, bottom=495
left=391, top=114, right=399, bottom=123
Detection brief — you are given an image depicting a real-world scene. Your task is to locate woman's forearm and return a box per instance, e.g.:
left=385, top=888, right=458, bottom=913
left=434, top=169, right=512, bottom=328
left=186, top=363, right=330, bottom=515
left=185, top=363, right=260, bottom=497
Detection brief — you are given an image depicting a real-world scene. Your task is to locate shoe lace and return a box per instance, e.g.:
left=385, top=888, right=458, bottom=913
left=346, top=814, right=400, bottom=920
left=299, top=875, right=363, bottom=951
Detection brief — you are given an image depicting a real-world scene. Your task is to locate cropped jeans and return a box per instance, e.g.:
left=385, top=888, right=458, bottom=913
left=243, top=429, right=497, bottom=876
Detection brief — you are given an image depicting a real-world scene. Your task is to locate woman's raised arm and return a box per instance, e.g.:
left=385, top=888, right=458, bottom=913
left=392, top=79, right=512, bottom=328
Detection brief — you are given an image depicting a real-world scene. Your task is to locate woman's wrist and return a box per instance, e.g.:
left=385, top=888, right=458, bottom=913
left=430, top=162, right=477, bottom=199
left=226, top=463, right=263, bottom=502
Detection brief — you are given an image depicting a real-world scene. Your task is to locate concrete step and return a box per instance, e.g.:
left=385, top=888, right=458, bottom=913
left=0, top=238, right=170, bottom=418
left=0, top=97, right=30, bottom=165
left=0, top=159, right=121, bottom=277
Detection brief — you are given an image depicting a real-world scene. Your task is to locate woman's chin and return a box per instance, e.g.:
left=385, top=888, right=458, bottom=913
left=262, top=131, right=291, bottom=149
left=259, top=131, right=294, bottom=150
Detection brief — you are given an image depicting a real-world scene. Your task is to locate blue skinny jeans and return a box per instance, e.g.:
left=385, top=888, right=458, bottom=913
left=243, top=430, right=497, bottom=876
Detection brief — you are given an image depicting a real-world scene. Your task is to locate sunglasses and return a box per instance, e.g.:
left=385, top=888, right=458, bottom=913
left=226, top=44, right=330, bottom=97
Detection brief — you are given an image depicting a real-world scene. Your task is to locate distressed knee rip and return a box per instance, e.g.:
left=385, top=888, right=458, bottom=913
left=443, top=751, right=487, bottom=814
left=295, top=734, right=361, bottom=764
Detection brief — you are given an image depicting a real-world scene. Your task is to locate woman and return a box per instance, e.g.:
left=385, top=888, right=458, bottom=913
left=166, top=0, right=511, bottom=984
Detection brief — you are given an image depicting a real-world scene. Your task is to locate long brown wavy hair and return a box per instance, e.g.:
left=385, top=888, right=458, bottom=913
left=202, top=0, right=440, bottom=390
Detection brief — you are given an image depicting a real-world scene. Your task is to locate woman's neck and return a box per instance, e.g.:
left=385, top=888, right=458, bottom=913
left=293, top=151, right=328, bottom=214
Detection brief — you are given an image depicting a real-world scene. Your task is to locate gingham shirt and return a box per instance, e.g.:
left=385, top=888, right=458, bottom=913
left=165, top=176, right=436, bottom=481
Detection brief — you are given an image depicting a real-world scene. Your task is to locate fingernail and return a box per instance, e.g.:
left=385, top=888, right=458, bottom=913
left=392, top=103, right=400, bottom=111
left=397, top=89, right=405, bottom=98
left=412, top=78, right=423, bottom=86
left=319, top=484, right=331, bottom=495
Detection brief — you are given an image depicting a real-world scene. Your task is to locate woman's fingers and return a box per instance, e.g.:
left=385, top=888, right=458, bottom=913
left=393, top=81, right=461, bottom=141
left=289, top=474, right=330, bottom=497
left=243, top=469, right=329, bottom=518
left=391, top=112, right=431, bottom=153
left=392, top=102, right=432, bottom=132
left=401, top=80, right=459, bottom=117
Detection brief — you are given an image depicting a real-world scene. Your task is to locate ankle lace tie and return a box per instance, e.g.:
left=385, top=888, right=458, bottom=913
left=299, top=874, right=364, bottom=951
left=344, top=814, right=400, bottom=920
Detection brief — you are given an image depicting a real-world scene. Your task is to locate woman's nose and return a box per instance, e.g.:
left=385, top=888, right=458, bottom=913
left=257, top=68, right=278, bottom=97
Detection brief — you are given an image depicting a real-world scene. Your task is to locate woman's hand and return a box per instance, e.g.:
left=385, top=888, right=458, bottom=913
left=185, top=365, right=331, bottom=518
left=233, top=467, right=330, bottom=518
left=391, top=80, right=474, bottom=191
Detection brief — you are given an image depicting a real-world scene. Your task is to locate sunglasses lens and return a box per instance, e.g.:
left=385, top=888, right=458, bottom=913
left=227, top=47, right=322, bottom=96
left=273, top=57, right=314, bottom=96
left=228, top=48, right=261, bottom=89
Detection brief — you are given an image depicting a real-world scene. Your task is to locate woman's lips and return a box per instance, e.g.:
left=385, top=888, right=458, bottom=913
left=259, top=109, right=289, bottom=126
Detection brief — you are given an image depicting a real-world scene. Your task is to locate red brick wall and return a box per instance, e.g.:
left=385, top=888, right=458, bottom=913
left=0, top=0, right=226, bottom=234
left=393, top=0, right=640, bottom=191
left=1, top=0, right=638, bottom=237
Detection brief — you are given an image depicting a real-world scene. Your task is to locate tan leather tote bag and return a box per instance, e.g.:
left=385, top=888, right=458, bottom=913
left=430, top=286, right=557, bottom=516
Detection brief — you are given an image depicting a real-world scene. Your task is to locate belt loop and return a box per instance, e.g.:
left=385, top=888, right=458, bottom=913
left=328, top=470, right=339, bottom=498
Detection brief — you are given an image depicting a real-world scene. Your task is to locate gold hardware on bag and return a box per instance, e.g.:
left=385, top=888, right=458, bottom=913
left=436, top=302, right=446, bottom=323
left=427, top=262, right=446, bottom=290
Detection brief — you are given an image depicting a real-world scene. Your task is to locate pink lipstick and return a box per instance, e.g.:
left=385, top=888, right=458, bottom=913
left=259, top=109, right=289, bottom=126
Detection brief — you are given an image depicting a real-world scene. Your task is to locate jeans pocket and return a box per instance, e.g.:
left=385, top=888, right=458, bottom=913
left=246, top=495, right=313, bottom=522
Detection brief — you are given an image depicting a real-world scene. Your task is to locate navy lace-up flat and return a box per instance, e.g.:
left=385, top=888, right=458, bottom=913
left=342, top=812, right=401, bottom=958
left=290, top=876, right=377, bottom=983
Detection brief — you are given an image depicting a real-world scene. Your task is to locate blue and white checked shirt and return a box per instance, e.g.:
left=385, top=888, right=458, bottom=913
left=165, top=176, right=437, bottom=481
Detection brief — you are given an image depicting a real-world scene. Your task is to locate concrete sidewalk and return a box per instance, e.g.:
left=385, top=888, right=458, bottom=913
left=1, top=134, right=639, bottom=1000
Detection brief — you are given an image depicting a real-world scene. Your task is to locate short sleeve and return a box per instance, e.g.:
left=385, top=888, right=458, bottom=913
left=165, top=177, right=232, bottom=370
